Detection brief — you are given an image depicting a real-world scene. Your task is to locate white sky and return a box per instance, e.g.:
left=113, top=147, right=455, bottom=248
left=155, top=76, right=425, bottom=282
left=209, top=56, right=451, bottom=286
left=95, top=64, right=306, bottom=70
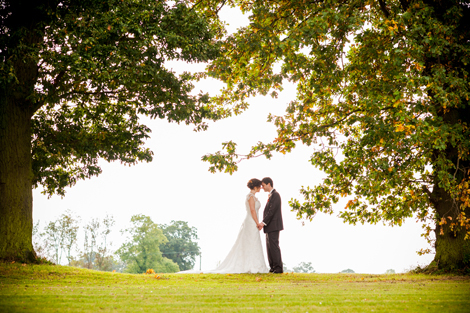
left=32, top=6, right=434, bottom=274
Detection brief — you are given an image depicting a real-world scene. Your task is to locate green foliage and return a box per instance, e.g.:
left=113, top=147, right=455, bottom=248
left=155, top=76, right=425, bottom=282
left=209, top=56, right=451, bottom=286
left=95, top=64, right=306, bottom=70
left=292, top=261, right=315, bottom=273
left=283, top=262, right=291, bottom=273
left=0, top=0, right=226, bottom=197
left=81, top=218, right=100, bottom=269
left=32, top=221, right=50, bottom=261
left=202, top=0, right=470, bottom=263
left=43, top=221, right=62, bottom=264
left=93, top=214, right=116, bottom=271
left=159, top=220, right=201, bottom=271
left=385, top=269, right=396, bottom=274
left=69, top=254, right=119, bottom=272
left=73, top=215, right=115, bottom=271
left=34, top=213, right=200, bottom=273
left=342, top=269, right=355, bottom=273
left=60, top=210, right=81, bottom=265
left=117, top=215, right=179, bottom=273
left=40, top=210, right=80, bottom=264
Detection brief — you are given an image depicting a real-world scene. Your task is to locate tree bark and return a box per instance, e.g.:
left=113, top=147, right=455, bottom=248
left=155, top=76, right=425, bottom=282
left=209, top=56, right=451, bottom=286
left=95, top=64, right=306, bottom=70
left=430, top=106, right=470, bottom=270
left=422, top=0, right=470, bottom=271
left=429, top=105, right=470, bottom=270
left=0, top=0, right=47, bottom=262
left=433, top=185, right=470, bottom=270
left=0, top=92, right=35, bottom=262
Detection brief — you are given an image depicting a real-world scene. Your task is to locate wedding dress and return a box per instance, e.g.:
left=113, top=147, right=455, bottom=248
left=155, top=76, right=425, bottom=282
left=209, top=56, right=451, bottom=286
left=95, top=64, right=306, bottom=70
left=179, top=193, right=269, bottom=274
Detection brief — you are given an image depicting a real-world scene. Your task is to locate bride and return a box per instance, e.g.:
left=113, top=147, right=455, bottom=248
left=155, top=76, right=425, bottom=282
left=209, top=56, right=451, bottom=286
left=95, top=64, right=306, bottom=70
left=179, top=178, right=269, bottom=274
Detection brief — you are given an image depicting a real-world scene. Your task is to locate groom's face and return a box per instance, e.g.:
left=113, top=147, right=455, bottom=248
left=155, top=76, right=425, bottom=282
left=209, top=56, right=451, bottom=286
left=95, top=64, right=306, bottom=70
left=262, top=182, right=271, bottom=192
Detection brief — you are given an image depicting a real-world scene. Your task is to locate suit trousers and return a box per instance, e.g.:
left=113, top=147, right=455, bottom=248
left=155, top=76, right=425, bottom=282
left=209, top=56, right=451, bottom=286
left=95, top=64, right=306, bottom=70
left=266, top=231, right=283, bottom=273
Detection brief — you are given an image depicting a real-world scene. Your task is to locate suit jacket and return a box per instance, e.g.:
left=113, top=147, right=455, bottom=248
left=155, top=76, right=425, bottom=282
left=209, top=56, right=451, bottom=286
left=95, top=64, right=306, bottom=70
left=262, top=189, right=283, bottom=233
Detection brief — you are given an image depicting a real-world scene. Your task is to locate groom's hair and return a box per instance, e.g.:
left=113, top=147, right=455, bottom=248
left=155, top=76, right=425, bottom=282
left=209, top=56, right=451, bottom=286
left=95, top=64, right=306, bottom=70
left=262, top=177, right=273, bottom=187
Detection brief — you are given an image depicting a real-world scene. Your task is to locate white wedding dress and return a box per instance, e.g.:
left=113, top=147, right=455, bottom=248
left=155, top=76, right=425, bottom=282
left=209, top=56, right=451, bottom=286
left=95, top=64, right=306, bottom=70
left=178, top=193, right=269, bottom=274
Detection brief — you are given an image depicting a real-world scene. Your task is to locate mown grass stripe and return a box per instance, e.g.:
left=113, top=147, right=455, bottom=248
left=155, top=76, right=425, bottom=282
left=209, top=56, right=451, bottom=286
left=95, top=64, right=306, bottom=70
left=0, top=262, right=469, bottom=312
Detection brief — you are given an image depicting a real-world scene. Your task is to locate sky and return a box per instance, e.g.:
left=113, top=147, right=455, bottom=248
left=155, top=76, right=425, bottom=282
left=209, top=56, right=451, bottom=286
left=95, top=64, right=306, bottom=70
left=32, top=5, right=435, bottom=274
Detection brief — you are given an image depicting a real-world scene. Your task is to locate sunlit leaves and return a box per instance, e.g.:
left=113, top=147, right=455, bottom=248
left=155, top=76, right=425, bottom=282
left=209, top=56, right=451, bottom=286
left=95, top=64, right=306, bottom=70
left=116, top=215, right=179, bottom=274
left=202, top=141, right=239, bottom=174
left=158, top=220, right=201, bottom=271
left=203, top=0, right=470, bottom=249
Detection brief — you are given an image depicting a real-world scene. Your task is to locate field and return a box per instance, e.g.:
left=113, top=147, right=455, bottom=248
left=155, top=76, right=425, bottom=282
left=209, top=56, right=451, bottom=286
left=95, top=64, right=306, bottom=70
left=0, top=262, right=469, bottom=312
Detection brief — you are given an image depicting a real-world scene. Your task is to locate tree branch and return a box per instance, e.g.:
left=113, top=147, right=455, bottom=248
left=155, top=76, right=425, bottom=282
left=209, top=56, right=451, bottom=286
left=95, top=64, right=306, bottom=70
left=377, top=0, right=390, bottom=18
left=32, top=70, right=66, bottom=114
left=422, top=185, right=435, bottom=205
left=399, top=0, right=410, bottom=12
left=215, top=0, right=228, bottom=15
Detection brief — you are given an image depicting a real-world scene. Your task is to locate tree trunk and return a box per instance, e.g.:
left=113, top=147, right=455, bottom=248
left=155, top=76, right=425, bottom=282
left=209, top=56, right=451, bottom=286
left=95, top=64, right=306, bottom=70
left=432, top=185, right=470, bottom=271
left=423, top=0, right=470, bottom=269
left=429, top=97, right=470, bottom=271
left=0, top=92, right=35, bottom=262
left=0, top=1, right=45, bottom=261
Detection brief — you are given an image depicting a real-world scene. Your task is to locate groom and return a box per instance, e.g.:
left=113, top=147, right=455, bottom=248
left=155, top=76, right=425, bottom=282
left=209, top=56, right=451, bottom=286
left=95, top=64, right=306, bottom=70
left=258, top=177, right=283, bottom=274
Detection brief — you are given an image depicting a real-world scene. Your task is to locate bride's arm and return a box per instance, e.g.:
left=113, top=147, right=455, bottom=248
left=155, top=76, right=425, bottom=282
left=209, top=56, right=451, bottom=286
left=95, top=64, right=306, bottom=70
left=248, top=196, right=259, bottom=225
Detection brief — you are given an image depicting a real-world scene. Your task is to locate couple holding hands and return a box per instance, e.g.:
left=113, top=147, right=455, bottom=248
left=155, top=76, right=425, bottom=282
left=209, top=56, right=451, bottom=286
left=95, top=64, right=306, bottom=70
left=181, top=177, right=283, bottom=274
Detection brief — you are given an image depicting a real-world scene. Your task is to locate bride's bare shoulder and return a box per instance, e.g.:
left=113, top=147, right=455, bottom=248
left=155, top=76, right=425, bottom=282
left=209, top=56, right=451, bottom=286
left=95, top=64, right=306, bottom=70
left=246, top=193, right=259, bottom=202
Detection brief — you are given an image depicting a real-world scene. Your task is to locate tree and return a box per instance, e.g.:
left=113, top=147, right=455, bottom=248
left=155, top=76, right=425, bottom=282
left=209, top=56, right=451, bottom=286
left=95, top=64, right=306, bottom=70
left=32, top=211, right=79, bottom=264
left=68, top=214, right=116, bottom=271
left=292, top=262, right=316, bottom=273
left=203, top=0, right=470, bottom=270
left=43, top=220, right=64, bottom=264
left=82, top=218, right=100, bottom=269
left=32, top=221, right=51, bottom=261
left=93, top=214, right=115, bottom=271
left=341, top=269, right=355, bottom=274
left=385, top=269, right=396, bottom=274
left=117, top=215, right=179, bottom=273
left=59, top=210, right=80, bottom=265
left=73, top=215, right=115, bottom=271
left=69, top=216, right=116, bottom=271
left=0, top=0, right=225, bottom=261
left=158, top=220, right=201, bottom=271
left=283, top=262, right=291, bottom=273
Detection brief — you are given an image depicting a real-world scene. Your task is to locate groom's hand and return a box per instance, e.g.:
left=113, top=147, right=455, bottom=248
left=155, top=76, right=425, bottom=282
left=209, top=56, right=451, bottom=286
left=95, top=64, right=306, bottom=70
left=257, top=223, right=263, bottom=230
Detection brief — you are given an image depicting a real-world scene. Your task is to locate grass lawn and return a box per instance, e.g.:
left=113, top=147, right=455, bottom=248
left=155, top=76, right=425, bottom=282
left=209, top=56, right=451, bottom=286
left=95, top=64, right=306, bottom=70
left=0, top=262, right=469, bottom=312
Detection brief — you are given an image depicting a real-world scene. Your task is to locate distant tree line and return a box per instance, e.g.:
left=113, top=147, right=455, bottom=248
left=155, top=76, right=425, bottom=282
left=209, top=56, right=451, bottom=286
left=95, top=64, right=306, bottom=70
left=339, top=269, right=397, bottom=274
left=283, top=262, right=316, bottom=273
left=280, top=265, right=397, bottom=274
left=33, top=212, right=200, bottom=273
left=341, top=269, right=355, bottom=273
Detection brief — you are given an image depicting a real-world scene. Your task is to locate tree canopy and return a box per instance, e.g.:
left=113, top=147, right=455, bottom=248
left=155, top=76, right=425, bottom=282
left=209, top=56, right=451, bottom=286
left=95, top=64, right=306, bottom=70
left=293, top=261, right=316, bottom=273
left=159, top=220, right=200, bottom=271
left=117, top=215, right=179, bottom=273
left=0, top=0, right=225, bottom=261
left=341, top=269, right=355, bottom=274
left=24, top=0, right=224, bottom=195
left=202, top=0, right=470, bottom=270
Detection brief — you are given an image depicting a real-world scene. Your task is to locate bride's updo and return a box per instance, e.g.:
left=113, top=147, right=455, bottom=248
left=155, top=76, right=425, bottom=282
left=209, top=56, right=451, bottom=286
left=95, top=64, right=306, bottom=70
left=247, top=178, right=262, bottom=190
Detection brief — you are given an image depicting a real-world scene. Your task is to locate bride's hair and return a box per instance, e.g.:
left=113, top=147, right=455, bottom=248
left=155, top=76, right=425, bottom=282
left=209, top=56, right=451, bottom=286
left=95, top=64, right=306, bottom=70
left=247, top=178, right=262, bottom=190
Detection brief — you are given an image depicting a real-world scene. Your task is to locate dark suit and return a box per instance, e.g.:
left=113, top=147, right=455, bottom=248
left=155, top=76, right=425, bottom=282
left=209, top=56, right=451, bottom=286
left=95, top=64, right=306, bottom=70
left=262, top=189, right=283, bottom=273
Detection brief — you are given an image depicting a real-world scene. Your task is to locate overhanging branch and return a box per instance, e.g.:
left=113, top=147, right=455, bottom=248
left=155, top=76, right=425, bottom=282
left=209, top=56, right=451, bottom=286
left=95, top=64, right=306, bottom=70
left=377, top=0, right=390, bottom=18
